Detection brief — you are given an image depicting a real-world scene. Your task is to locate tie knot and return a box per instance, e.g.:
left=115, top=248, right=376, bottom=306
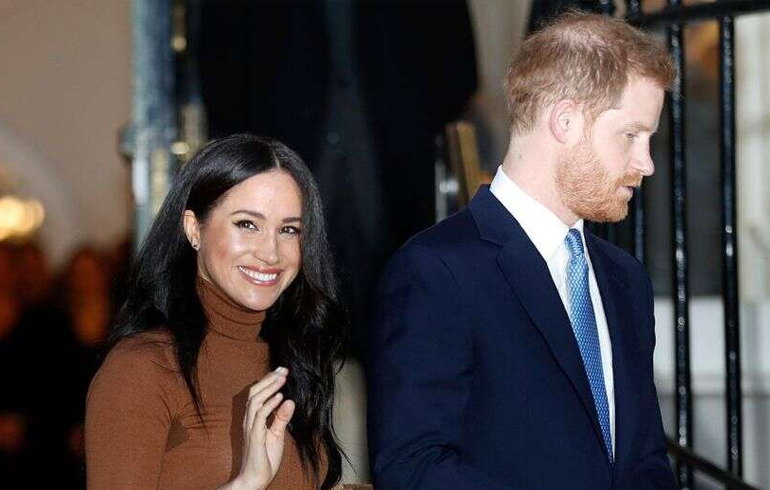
left=565, top=229, right=584, bottom=258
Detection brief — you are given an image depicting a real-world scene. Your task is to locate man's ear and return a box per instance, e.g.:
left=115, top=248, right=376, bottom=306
left=183, top=210, right=201, bottom=251
left=548, top=99, right=581, bottom=144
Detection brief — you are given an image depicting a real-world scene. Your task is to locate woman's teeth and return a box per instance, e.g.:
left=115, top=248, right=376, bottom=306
left=239, top=267, right=278, bottom=282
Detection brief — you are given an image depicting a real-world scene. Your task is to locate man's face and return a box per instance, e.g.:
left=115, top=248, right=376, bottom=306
left=556, top=76, right=665, bottom=223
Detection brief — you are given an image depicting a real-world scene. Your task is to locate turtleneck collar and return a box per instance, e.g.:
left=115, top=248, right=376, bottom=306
left=196, top=276, right=266, bottom=342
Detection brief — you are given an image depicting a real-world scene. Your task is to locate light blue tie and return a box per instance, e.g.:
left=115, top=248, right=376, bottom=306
left=565, top=229, right=613, bottom=463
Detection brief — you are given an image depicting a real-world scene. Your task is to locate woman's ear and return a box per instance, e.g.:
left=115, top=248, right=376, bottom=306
left=183, top=210, right=201, bottom=251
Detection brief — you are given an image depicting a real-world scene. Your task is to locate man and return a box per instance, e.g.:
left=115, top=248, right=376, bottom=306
left=367, top=12, right=678, bottom=490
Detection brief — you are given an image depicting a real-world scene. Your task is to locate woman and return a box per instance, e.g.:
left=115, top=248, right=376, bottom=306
left=86, top=134, right=345, bottom=490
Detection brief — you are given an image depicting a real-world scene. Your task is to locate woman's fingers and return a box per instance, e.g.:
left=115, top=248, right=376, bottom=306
left=269, top=400, right=295, bottom=440
left=250, top=392, right=286, bottom=445
left=236, top=370, right=291, bottom=488
left=245, top=380, right=285, bottom=434
left=248, top=367, right=288, bottom=397
left=244, top=368, right=288, bottom=434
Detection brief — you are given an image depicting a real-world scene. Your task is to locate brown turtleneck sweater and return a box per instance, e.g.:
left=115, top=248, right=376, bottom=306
left=85, top=278, right=321, bottom=490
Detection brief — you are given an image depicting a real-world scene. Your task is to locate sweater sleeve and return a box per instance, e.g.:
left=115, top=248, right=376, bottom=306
left=85, top=335, right=178, bottom=490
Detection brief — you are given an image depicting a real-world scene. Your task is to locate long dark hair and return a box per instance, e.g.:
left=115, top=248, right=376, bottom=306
left=109, top=134, right=345, bottom=489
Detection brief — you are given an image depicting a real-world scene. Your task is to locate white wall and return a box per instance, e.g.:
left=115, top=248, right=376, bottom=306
left=737, top=13, right=770, bottom=302
left=0, top=0, right=131, bottom=265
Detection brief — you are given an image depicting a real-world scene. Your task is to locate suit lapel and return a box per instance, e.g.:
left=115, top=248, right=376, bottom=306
left=469, top=188, right=609, bottom=460
left=584, top=231, right=642, bottom=474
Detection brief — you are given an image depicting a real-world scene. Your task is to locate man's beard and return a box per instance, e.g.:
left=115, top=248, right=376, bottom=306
left=555, top=139, right=641, bottom=223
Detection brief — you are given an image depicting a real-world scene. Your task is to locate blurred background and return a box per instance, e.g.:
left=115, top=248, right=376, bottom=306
left=1, top=0, right=769, bottom=489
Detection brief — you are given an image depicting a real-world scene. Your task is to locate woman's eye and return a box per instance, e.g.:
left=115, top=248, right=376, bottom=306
left=280, top=226, right=301, bottom=235
left=235, top=220, right=258, bottom=230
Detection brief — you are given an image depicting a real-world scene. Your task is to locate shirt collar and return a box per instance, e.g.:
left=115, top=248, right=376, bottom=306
left=489, top=165, right=585, bottom=260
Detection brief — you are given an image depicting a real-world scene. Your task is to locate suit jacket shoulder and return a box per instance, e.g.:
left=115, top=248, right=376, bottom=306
left=402, top=207, right=479, bottom=255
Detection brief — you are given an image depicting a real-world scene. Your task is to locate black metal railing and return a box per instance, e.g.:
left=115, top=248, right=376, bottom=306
left=622, top=1, right=770, bottom=489
left=718, top=13, right=744, bottom=480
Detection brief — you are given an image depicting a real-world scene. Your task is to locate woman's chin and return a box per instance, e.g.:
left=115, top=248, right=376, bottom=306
left=237, top=293, right=276, bottom=312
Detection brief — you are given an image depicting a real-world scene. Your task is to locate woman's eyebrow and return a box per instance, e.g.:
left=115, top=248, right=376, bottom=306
left=231, top=210, right=301, bottom=223
left=230, top=210, right=265, bottom=219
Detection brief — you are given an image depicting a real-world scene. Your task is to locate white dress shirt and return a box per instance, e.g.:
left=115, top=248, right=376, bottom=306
left=490, top=166, right=615, bottom=455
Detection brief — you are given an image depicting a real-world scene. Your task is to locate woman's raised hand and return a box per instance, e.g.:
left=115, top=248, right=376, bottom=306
left=225, top=367, right=296, bottom=490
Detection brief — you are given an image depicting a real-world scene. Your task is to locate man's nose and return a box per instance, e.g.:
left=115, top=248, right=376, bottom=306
left=635, top=146, right=655, bottom=177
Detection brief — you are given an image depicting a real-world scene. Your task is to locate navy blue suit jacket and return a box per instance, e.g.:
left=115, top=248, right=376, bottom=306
left=367, top=186, right=677, bottom=490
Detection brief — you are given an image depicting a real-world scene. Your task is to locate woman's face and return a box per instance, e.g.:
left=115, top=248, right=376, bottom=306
left=184, top=170, right=303, bottom=311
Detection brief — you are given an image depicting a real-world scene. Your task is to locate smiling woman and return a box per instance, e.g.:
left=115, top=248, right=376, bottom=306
left=85, top=134, right=345, bottom=490
left=183, top=170, right=304, bottom=312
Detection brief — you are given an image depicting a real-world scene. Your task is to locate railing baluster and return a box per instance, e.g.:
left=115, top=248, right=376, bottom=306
left=666, top=1, right=694, bottom=488
left=625, top=0, right=642, bottom=17
left=719, top=12, right=744, bottom=478
left=597, top=0, right=615, bottom=16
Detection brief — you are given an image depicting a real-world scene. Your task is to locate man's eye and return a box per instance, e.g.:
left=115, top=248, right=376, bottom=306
left=625, top=132, right=637, bottom=140
left=235, top=220, right=257, bottom=230
left=281, top=226, right=301, bottom=235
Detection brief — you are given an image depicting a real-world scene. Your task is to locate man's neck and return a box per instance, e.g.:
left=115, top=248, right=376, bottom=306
left=501, top=135, right=579, bottom=227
